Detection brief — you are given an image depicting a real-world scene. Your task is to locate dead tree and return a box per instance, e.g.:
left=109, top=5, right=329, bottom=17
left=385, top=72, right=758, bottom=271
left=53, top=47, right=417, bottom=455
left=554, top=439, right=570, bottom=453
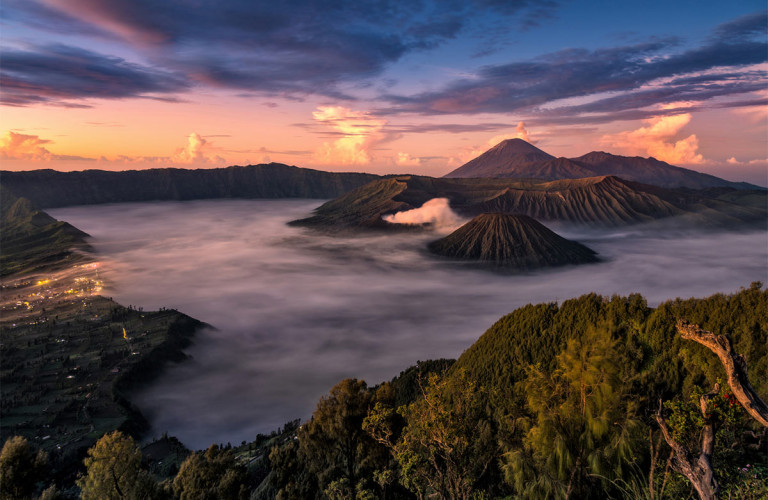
left=655, top=385, right=720, bottom=500
left=655, top=321, right=768, bottom=499
left=675, top=320, right=768, bottom=427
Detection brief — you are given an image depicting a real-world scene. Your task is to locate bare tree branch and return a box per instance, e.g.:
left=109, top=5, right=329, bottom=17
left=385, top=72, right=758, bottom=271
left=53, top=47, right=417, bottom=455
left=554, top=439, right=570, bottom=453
left=676, top=320, right=768, bottom=427
left=656, top=389, right=720, bottom=500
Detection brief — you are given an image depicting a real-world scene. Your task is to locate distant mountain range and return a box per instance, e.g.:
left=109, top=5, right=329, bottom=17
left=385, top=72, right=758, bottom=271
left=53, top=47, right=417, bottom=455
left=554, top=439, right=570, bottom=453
left=291, top=175, right=766, bottom=230
left=0, top=163, right=380, bottom=208
left=428, top=213, right=598, bottom=269
left=444, top=138, right=759, bottom=190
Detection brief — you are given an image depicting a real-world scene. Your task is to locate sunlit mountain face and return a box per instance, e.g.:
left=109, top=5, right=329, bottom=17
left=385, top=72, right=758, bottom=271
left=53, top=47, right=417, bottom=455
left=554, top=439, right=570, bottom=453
left=1, top=1, right=766, bottom=185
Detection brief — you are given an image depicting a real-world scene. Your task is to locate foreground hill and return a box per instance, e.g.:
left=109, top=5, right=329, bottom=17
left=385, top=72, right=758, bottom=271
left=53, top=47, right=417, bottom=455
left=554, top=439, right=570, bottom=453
left=427, top=213, right=598, bottom=269
left=291, top=175, right=766, bottom=230
left=262, top=285, right=768, bottom=499
left=0, top=163, right=381, bottom=208
left=445, top=138, right=760, bottom=190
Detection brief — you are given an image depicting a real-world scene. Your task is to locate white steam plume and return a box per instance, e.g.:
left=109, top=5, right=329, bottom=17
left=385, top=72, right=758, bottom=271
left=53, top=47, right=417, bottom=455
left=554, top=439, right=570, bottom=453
left=383, top=198, right=465, bottom=231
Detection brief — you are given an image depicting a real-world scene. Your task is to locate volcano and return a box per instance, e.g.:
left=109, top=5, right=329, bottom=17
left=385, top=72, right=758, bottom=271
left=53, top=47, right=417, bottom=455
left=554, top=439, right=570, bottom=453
left=444, top=139, right=758, bottom=190
left=427, top=213, right=598, bottom=269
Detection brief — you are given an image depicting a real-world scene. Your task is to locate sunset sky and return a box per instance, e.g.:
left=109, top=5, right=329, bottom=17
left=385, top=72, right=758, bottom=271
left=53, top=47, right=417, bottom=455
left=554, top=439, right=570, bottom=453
left=2, top=1, right=766, bottom=185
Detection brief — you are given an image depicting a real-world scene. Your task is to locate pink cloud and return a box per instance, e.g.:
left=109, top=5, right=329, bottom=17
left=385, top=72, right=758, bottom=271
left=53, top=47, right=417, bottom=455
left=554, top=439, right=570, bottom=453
left=0, top=131, right=54, bottom=160
left=172, top=132, right=226, bottom=165
left=602, top=114, right=705, bottom=165
left=1, top=130, right=226, bottom=168
left=312, top=106, right=388, bottom=165
left=395, top=152, right=421, bottom=168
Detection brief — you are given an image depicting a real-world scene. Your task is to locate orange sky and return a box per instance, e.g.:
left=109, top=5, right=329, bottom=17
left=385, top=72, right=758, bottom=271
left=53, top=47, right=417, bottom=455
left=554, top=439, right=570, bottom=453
left=2, top=2, right=766, bottom=185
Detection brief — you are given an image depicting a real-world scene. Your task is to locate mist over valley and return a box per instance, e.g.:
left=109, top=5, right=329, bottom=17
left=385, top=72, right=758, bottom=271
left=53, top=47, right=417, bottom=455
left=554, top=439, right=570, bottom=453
left=50, top=199, right=768, bottom=449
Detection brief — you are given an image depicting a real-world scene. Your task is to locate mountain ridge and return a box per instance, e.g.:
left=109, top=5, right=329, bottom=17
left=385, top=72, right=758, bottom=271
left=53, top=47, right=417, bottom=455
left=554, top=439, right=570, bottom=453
left=0, top=163, right=382, bottom=208
left=444, top=138, right=761, bottom=190
left=291, top=174, right=766, bottom=230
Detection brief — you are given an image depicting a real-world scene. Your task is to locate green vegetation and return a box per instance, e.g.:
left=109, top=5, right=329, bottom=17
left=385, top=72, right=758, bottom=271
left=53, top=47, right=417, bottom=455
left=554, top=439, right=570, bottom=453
left=77, top=431, right=161, bottom=500
left=264, top=284, right=767, bottom=499
left=3, top=285, right=766, bottom=498
left=0, top=436, right=48, bottom=500
left=173, top=444, right=249, bottom=499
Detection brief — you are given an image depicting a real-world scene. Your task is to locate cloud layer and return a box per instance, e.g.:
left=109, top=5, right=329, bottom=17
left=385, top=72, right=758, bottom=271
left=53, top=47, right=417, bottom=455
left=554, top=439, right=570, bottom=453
left=49, top=199, right=767, bottom=448
left=0, top=44, right=189, bottom=106
left=1, top=130, right=225, bottom=167
left=4, top=0, right=552, bottom=104
left=385, top=11, right=768, bottom=121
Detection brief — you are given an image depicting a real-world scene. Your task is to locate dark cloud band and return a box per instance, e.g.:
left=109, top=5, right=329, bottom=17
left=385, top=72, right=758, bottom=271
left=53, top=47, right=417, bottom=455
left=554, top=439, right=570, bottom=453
left=0, top=44, right=190, bottom=106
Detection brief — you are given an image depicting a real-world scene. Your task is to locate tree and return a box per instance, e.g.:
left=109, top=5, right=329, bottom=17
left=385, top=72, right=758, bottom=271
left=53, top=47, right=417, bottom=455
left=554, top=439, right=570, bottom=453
left=296, top=378, right=389, bottom=499
left=173, top=444, right=249, bottom=500
left=0, top=436, right=48, bottom=500
left=655, top=321, right=768, bottom=500
left=77, top=431, right=161, bottom=500
left=365, top=370, right=496, bottom=499
left=503, top=324, right=641, bottom=499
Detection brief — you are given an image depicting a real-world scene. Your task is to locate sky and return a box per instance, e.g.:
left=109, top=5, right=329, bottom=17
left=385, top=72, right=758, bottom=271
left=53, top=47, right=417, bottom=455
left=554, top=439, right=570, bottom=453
left=1, top=0, right=767, bottom=185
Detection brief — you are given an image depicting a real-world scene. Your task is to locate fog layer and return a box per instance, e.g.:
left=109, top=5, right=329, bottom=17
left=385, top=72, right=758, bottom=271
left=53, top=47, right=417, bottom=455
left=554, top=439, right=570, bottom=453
left=52, top=200, right=767, bottom=449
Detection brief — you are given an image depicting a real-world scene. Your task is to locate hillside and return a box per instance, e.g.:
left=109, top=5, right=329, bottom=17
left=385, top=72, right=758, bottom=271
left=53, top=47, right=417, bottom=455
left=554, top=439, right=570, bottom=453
left=291, top=174, right=767, bottom=230
left=0, top=190, right=204, bottom=473
left=444, top=138, right=760, bottom=190
left=0, top=186, right=90, bottom=276
left=0, top=163, right=381, bottom=208
left=427, top=213, right=598, bottom=269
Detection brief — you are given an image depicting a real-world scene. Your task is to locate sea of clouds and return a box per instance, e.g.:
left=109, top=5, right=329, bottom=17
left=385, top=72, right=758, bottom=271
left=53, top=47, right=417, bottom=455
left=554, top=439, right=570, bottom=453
left=52, top=199, right=767, bottom=449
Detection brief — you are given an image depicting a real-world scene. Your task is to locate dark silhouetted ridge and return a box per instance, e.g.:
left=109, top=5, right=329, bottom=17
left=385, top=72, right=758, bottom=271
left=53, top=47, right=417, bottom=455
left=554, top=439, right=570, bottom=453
left=428, top=213, right=598, bottom=269
left=0, top=163, right=382, bottom=208
left=445, top=139, right=761, bottom=190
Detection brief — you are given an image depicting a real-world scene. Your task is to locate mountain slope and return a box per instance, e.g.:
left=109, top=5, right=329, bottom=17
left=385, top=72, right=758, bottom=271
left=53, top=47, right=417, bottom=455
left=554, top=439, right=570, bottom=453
left=444, top=138, right=554, bottom=178
left=570, top=151, right=756, bottom=189
left=444, top=139, right=760, bottom=190
left=0, top=186, right=89, bottom=276
left=428, top=213, right=598, bottom=268
left=0, top=163, right=382, bottom=208
left=292, top=175, right=766, bottom=230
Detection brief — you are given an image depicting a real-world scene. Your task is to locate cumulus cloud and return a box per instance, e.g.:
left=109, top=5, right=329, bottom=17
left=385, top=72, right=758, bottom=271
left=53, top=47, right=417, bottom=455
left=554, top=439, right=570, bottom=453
left=0, top=131, right=53, bottom=160
left=0, top=131, right=95, bottom=162
left=1, top=130, right=226, bottom=167
left=395, top=152, right=421, bottom=168
left=382, top=198, right=465, bottom=231
left=602, top=114, right=705, bottom=165
left=727, top=156, right=768, bottom=166
left=172, top=132, right=225, bottom=164
left=312, top=106, right=388, bottom=165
